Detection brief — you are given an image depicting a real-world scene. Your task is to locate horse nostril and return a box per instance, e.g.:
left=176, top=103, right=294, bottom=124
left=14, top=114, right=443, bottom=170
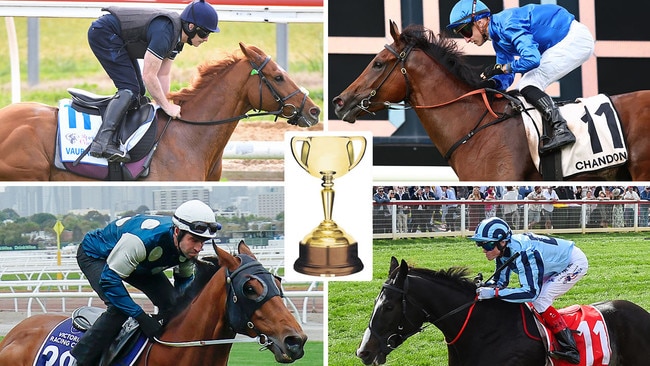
left=310, top=107, right=321, bottom=118
left=284, top=335, right=305, bottom=358
left=332, top=97, right=343, bottom=107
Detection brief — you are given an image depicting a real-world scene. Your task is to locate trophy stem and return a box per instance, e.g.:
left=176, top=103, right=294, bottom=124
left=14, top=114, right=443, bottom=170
left=320, top=171, right=335, bottom=222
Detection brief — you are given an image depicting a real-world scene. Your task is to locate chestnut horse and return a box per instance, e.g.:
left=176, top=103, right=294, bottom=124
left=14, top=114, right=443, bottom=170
left=333, top=21, right=650, bottom=180
left=0, top=43, right=320, bottom=181
left=0, top=241, right=307, bottom=365
left=357, top=257, right=650, bottom=365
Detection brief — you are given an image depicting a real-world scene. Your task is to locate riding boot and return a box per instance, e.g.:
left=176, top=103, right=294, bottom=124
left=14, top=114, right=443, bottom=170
left=88, top=89, right=133, bottom=162
left=540, top=306, right=580, bottom=364
left=70, top=307, right=128, bottom=366
left=521, top=85, right=576, bottom=154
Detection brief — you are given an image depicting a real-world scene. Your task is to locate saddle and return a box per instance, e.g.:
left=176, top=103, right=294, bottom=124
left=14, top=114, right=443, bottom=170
left=528, top=304, right=612, bottom=366
left=55, top=89, right=159, bottom=180
left=71, top=306, right=148, bottom=366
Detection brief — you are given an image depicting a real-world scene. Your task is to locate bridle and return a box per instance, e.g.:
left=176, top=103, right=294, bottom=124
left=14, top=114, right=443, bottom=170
left=357, top=43, right=415, bottom=115
left=355, top=41, right=518, bottom=160
left=149, top=255, right=283, bottom=351
left=367, top=273, right=478, bottom=356
left=174, top=55, right=310, bottom=126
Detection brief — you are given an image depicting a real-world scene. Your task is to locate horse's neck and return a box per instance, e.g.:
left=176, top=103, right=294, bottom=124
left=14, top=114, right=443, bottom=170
left=148, top=271, right=232, bottom=365
left=411, top=275, right=475, bottom=338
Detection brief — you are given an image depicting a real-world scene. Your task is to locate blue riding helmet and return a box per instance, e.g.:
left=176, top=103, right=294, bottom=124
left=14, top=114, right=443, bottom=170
left=181, top=0, right=220, bottom=33
left=447, top=0, right=491, bottom=31
left=470, top=217, right=512, bottom=243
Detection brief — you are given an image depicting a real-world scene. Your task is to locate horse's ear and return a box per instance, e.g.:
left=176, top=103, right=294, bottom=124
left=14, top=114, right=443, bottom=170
left=394, top=259, right=409, bottom=288
left=237, top=240, right=256, bottom=259
left=389, top=256, right=399, bottom=276
left=239, top=42, right=264, bottom=63
left=389, top=19, right=401, bottom=43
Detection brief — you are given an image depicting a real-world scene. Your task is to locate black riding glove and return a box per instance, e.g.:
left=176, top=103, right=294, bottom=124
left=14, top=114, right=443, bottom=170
left=478, top=79, right=497, bottom=90
left=480, top=64, right=508, bottom=80
left=135, top=312, right=163, bottom=339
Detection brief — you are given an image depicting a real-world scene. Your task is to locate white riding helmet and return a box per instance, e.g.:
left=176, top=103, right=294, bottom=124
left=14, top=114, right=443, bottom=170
left=172, top=200, right=220, bottom=239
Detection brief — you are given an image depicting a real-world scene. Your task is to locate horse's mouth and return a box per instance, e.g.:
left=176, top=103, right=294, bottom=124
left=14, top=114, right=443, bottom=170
left=357, top=350, right=387, bottom=366
left=266, top=334, right=307, bottom=363
left=332, top=95, right=363, bottom=123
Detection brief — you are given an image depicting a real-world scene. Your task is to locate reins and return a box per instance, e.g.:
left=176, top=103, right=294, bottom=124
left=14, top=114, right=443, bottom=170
left=364, top=43, right=525, bottom=161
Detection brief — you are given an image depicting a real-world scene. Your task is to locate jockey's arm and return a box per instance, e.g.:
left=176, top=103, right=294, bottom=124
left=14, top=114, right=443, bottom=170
left=143, top=50, right=179, bottom=117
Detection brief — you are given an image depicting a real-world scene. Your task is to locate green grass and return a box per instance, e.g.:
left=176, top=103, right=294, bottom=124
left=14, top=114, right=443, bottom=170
left=230, top=341, right=323, bottom=365
left=0, top=17, right=323, bottom=109
left=329, top=232, right=650, bottom=365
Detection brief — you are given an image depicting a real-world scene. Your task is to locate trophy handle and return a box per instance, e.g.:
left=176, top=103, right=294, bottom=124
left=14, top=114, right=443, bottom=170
left=347, top=136, right=367, bottom=171
left=290, top=137, right=311, bottom=172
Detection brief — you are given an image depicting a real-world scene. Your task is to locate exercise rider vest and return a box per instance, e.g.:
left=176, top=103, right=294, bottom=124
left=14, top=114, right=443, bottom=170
left=103, top=6, right=182, bottom=60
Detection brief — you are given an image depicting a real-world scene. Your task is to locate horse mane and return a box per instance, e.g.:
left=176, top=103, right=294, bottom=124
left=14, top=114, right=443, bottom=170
left=399, top=24, right=483, bottom=88
left=168, top=256, right=221, bottom=319
left=410, top=266, right=477, bottom=292
left=168, top=53, right=241, bottom=105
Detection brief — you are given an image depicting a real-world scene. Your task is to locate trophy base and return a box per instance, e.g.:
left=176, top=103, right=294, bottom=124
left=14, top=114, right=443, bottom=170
left=294, top=243, right=364, bottom=276
left=293, top=220, right=364, bottom=276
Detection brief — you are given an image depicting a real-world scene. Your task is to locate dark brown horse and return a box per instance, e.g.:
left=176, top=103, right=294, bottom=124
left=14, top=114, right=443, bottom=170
left=357, top=257, right=650, bottom=365
left=333, top=21, right=650, bottom=180
left=0, top=241, right=307, bottom=366
left=0, top=43, right=320, bottom=181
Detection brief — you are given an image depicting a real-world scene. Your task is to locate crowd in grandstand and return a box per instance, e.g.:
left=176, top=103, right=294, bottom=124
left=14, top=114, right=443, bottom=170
left=373, top=185, right=650, bottom=234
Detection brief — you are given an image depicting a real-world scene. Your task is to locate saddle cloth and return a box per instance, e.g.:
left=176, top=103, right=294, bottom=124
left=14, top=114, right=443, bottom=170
left=33, top=312, right=148, bottom=366
left=56, top=99, right=154, bottom=166
left=520, top=94, right=628, bottom=178
left=530, top=304, right=612, bottom=366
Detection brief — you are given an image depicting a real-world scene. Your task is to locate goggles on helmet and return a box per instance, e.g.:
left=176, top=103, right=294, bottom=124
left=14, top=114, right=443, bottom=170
left=453, top=22, right=474, bottom=38
left=195, top=26, right=212, bottom=39
left=476, top=241, right=498, bottom=251
left=173, top=215, right=220, bottom=235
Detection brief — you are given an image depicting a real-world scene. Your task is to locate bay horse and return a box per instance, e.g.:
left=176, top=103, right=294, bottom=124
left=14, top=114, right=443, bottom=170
left=0, top=241, right=307, bottom=365
left=0, top=42, right=320, bottom=181
left=357, top=257, right=650, bottom=365
left=332, top=20, right=650, bottom=180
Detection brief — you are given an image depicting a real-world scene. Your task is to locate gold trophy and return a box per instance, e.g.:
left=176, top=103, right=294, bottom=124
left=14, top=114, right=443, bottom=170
left=290, top=135, right=367, bottom=276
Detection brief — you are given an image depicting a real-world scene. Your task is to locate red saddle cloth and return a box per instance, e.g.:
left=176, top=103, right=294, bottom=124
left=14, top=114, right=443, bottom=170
left=535, top=304, right=612, bottom=366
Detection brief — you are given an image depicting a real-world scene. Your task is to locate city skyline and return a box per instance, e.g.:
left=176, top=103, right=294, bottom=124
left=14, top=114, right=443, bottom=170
left=0, top=185, right=284, bottom=218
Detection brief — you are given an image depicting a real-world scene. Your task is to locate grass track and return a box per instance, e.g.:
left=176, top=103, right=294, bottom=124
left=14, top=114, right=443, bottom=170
left=329, top=232, right=650, bottom=365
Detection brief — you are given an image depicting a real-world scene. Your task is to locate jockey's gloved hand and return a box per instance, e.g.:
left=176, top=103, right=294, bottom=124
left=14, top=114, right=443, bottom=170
left=135, top=312, right=163, bottom=339
left=476, top=287, right=498, bottom=300
left=480, top=64, right=508, bottom=80
left=478, top=79, right=497, bottom=90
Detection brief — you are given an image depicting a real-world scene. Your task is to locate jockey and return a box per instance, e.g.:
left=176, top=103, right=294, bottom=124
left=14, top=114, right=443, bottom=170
left=87, top=0, right=219, bottom=162
left=469, top=217, right=588, bottom=364
left=70, top=200, right=221, bottom=366
left=447, top=0, right=595, bottom=154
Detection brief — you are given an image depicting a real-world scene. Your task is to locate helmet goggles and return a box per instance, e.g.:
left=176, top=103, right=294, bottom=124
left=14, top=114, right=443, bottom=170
left=173, top=215, right=221, bottom=235
left=195, top=27, right=212, bottom=39
left=476, top=240, right=498, bottom=251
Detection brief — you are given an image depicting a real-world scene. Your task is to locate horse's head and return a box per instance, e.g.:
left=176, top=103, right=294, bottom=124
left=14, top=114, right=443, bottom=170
left=217, top=240, right=307, bottom=363
left=357, top=257, right=429, bottom=365
left=239, top=43, right=321, bottom=128
left=332, top=20, right=410, bottom=123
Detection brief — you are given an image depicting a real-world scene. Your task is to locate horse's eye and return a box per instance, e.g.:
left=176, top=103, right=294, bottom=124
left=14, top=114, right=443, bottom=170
left=373, top=61, right=383, bottom=70
left=243, top=283, right=256, bottom=297
left=384, top=304, right=394, bottom=312
left=274, top=75, right=284, bottom=82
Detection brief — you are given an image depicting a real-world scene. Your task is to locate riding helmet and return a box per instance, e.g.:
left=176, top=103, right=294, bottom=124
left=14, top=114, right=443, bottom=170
left=447, top=0, right=491, bottom=30
left=181, top=0, right=220, bottom=33
left=470, top=217, right=512, bottom=243
left=172, top=200, right=220, bottom=239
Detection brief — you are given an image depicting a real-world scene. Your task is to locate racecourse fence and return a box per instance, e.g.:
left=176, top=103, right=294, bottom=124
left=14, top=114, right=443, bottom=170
left=373, top=198, right=650, bottom=239
left=0, top=245, right=322, bottom=323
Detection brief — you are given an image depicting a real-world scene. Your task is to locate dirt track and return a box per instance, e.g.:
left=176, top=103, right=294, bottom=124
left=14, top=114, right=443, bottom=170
left=221, top=120, right=323, bottom=181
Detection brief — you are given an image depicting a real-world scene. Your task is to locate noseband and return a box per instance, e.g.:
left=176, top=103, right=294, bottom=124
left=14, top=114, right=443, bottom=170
left=358, top=43, right=415, bottom=114
left=249, top=56, right=309, bottom=125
